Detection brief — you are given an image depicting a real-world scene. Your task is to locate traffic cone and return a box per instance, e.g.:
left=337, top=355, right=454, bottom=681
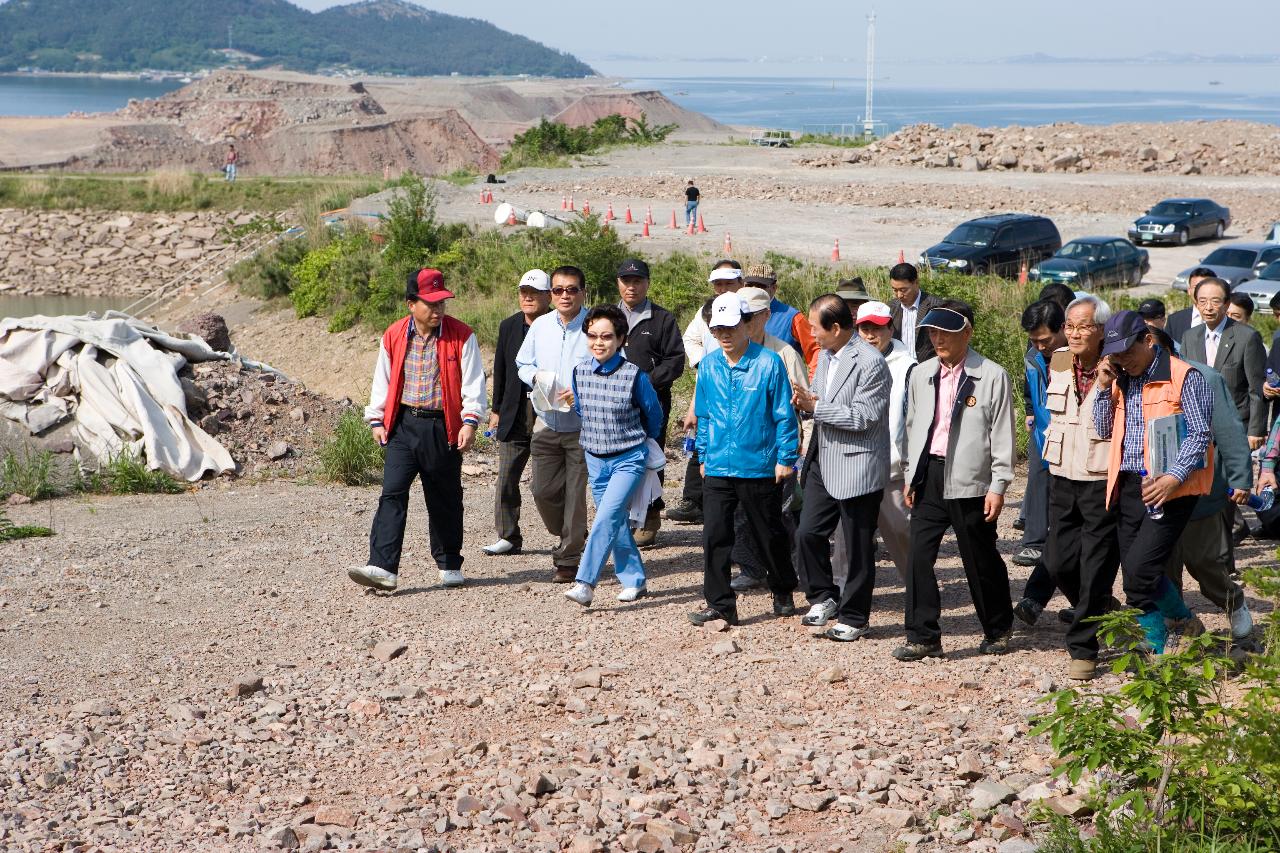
left=507, top=209, right=517, bottom=226
left=478, top=190, right=487, bottom=204
left=569, top=196, right=575, bottom=211
left=624, top=206, right=633, bottom=224
left=646, top=206, right=653, bottom=225
left=724, top=232, right=733, bottom=254
left=605, top=203, right=614, bottom=221
left=687, top=219, right=696, bottom=235
left=1018, top=260, right=1029, bottom=284
left=898, top=249, right=905, bottom=264
left=697, top=214, right=708, bottom=234
left=831, top=239, right=841, bottom=262
left=583, top=201, right=591, bottom=216
left=669, top=209, right=678, bottom=229
left=642, top=221, right=651, bottom=238
left=561, top=195, right=567, bottom=211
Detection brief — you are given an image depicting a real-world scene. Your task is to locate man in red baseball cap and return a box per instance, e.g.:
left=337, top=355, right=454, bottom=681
left=349, top=268, right=487, bottom=594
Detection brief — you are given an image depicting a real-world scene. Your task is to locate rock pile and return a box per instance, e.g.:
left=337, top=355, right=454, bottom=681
left=182, top=358, right=345, bottom=478
left=799, top=120, right=1280, bottom=177
left=0, top=209, right=257, bottom=298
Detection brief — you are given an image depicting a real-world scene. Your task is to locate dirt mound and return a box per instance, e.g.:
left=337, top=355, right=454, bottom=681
left=553, top=90, right=731, bottom=135
left=797, top=120, right=1280, bottom=177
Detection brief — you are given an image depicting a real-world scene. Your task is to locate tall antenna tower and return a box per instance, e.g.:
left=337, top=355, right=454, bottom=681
left=862, top=12, right=876, bottom=139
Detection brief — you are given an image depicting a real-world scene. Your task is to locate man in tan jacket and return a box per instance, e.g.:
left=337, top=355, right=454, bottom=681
left=896, top=300, right=1017, bottom=661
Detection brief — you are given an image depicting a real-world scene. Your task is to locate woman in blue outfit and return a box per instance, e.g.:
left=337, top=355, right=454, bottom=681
left=559, top=304, right=665, bottom=606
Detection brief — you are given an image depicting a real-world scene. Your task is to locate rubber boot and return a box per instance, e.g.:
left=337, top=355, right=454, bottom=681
left=1137, top=611, right=1169, bottom=655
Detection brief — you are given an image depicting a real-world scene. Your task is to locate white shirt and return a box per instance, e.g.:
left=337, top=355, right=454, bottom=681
left=825, top=347, right=842, bottom=393
left=1206, top=317, right=1227, bottom=365
left=1190, top=306, right=1203, bottom=330
left=900, top=292, right=922, bottom=354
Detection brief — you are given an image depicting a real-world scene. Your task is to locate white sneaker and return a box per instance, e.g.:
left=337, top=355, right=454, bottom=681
left=823, top=623, right=870, bottom=642
left=348, top=564, right=398, bottom=592
left=439, top=569, right=465, bottom=588
left=800, top=597, right=839, bottom=627
left=564, top=582, right=594, bottom=606
left=482, top=538, right=518, bottom=556
left=1230, top=603, right=1254, bottom=639
left=617, top=586, right=647, bottom=602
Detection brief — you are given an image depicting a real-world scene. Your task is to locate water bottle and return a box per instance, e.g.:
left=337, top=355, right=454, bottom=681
left=1138, top=469, right=1164, bottom=520
left=682, top=428, right=696, bottom=457
left=1229, top=486, right=1275, bottom=512
left=1267, top=368, right=1280, bottom=390
left=483, top=430, right=494, bottom=439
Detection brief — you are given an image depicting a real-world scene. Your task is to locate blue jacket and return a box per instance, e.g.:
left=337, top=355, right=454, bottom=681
left=694, top=342, right=798, bottom=477
left=766, top=297, right=799, bottom=349
left=1024, top=346, right=1050, bottom=465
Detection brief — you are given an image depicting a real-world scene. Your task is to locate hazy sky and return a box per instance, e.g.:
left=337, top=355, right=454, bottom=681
left=292, top=0, right=1280, bottom=78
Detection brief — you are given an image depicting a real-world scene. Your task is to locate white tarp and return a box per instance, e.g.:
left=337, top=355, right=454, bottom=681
left=0, top=312, right=279, bottom=482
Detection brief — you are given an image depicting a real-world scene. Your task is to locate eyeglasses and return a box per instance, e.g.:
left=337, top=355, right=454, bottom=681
left=1196, top=297, right=1226, bottom=307
left=585, top=332, right=617, bottom=342
left=551, top=286, right=583, bottom=296
left=1064, top=323, right=1099, bottom=334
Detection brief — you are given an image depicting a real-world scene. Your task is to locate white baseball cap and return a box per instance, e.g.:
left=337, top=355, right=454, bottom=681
left=856, top=300, right=892, bottom=326
left=708, top=268, right=742, bottom=283
left=709, top=292, right=748, bottom=328
left=518, top=269, right=551, bottom=291
left=738, top=286, right=771, bottom=314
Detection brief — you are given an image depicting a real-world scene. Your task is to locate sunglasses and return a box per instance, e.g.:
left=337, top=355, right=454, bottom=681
left=551, top=286, right=583, bottom=296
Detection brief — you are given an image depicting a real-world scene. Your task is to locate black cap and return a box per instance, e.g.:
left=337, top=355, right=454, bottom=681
left=1136, top=298, right=1166, bottom=320
left=918, top=307, right=970, bottom=333
left=617, top=258, right=650, bottom=279
left=1100, top=310, right=1149, bottom=356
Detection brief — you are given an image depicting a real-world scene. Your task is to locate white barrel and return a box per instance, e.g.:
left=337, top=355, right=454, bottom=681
left=494, top=202, right=529, bottom=226
left=526, top=211, right=565, bottom=229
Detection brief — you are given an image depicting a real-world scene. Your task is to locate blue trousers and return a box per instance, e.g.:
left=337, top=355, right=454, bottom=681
left=685, top=200, right=698, bottom=224
left=576, top=446, right=647, bottom=589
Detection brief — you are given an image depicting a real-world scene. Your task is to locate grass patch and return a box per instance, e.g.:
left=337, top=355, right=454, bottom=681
left=78, top=451, right=185, bottom=495
left=318, top=409, right=384, bottom=486
left=439, top=168, right=479, bottom=187
left=0, top=449, right=62, bottom=500
left=0, top=173, right=383, bottom=213
left=0, top=507, right=53, bottom=542
left=794, top=133, right=872, bottom=148
left=501, top=113, right=676, bottom=171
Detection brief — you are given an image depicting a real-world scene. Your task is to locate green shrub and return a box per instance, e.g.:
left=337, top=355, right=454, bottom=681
left=318, top=410, right=385, bottom=486
left=501, top=114, right=676, bottom=170
left=0, top=507, right=53, bottom=542
left=1029, top=567, right=1280, bottom=848
left=0, top=449, right=61, bottom=500
left=227, top=236, right=309, bottom=300
left=89, top=451, right=185, bottom=495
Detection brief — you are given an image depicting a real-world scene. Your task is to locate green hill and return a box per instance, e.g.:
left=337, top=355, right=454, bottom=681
left=0, top=0, right=596, bottom=77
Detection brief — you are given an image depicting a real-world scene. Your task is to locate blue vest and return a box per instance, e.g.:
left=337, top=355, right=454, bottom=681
left=766, top=298, right=800, bottom=350
left=574, top=361, right=646, bottom=456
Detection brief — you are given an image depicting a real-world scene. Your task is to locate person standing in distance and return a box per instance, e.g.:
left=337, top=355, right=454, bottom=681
left=349, top=268, right=486, bottom=593
left=792, top=295, right=891, bottom=642
left=888, top=262, right=943, bottom=363
left=484, top=269, right=552, bottom=556
left=685, top=179, right=701, bottom=228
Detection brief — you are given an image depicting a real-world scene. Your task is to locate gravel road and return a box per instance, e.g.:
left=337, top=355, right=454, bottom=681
left=1, top=464, right=1272, bottom=852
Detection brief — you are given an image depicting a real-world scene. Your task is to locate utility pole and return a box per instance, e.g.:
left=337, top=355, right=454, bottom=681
left=227, top=23, right=233, bottom=52
left=863, top=12, right=876, bottom=139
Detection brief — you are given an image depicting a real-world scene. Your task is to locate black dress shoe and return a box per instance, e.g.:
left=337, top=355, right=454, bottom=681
left=771, top=593, right=797, bottom=617
left=688, top=606, right=739, bottom=626
left=1013, top=517, right=1026, bottom=531
left=892, top=642, right=944, bottom=662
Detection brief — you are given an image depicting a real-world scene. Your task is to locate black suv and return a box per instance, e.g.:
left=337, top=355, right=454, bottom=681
left=921, top=214, right=1062, bottom=278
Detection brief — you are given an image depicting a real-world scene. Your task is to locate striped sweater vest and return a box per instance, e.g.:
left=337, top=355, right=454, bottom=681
left=574, top=361, right=646, bottom=456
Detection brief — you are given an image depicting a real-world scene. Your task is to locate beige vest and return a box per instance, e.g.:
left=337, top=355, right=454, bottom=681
left=1042, top=351, right=1110, bottom=482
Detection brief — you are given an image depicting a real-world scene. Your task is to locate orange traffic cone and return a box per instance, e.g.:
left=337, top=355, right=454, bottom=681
left=605, top=203, right=614, bottom=221
left=561, top=195, right=567, bottom=211
left=831, top=239, right=841, bottom=262
left=642, top=221, right=651, bottom=238
left=478, top=190, right=487, bottom=204
left=1018, top=260, right=1029, bottom=284
left=697, top=214, right=708, bottom=234
left=507, top=209, right=517, bottom=226
left=624, top=206, right=633, bottom=224
left=646, top=206, right=653, bottom=226
left=583, top=201, right=591, bottom=216
left=669, top=209, right=678, bottom=229
left=687, top=219, right=696, bottom=235
left=724, top=232, right=733, bottom=254
left=569, top=196, right=575, bottom=211
left=898, top=249, right=905, bottom=264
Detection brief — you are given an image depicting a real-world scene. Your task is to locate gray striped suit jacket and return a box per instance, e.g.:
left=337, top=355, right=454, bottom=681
left=803, top=336, right=891, bottom=500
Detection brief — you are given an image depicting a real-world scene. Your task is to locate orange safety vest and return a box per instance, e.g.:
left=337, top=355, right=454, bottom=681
left=1105, top=350, right=1213, bottom=508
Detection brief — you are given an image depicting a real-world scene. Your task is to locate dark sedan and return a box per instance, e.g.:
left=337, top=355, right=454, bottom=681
left=1128, top=198, right=1231, bottom=246
left=1029, top=237, right=1150, bottom=288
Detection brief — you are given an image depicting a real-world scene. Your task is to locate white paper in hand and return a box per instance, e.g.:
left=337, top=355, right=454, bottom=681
left=530, top=369, right=571, bottom=414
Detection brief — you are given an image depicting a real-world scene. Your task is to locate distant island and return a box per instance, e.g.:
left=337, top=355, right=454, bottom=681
left=0, top=0, right=596, bottom=78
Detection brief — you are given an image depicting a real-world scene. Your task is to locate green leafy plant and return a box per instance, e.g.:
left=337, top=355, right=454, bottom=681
left=318, top=409, right=384, bottom=486
left=501, top=113, right=675, bottom=170
left=85, top=451, right=185, bottom=495
left=0, top=449, right=61, bottom=500
left=0, top=506, right=53, bottom=542
left=1029, top=570, right=1280, bottom=847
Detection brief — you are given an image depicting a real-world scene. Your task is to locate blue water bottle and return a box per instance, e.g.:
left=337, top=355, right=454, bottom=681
left=1267, top=368, right=1280, bottom=390
left=1138, top=469, right=1164, bottom=520
left=1229, top=486, right=1275, bottom=512
left=682, top=428, right=695, bottom=457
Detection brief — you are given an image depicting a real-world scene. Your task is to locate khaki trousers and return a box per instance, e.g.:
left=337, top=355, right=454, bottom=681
left=529, top=422, right=588, bottom=568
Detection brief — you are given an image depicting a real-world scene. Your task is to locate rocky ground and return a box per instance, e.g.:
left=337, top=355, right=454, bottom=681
left=0, top=468, right=1273, bottom=852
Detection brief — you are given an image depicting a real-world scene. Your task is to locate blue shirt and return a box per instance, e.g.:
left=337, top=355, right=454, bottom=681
left=765, top=297, right=800, bottom=349
left=571, top=353, right=665, bottom=444
left=1092, top=345, right=1213, bottom=483
left=694, top=341, right=798, bottom=478
left=515, top=307, right=589, bottom=432
left=1024, top=347, right=1050, bottom=464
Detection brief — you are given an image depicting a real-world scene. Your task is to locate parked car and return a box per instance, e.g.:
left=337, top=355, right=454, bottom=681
left=1232, top=260, right=1280, bottom=310
left=1128, top=198, right=1231, bottom=246
left=750, top=129, right=792, bottom=148
left=1029, top=237, right=1150, bottom=288
left=1266, top=221, right=1280, bottom=243
left=1169, top=242, right=1280, bottom=291
left=920, top=213, right=1062, bottom=278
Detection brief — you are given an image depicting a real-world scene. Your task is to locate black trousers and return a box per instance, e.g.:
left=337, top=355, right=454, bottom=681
left=1113, top=472, right=1196, bottom=612
left=681, top=452, right=703, bottom=506
left=1043, top=475, right=1120, bottom=660
left=1021, top=442, right=1050, bottom=549
left=368, top=412, right=464, bottom=574
left=905, top=458, right=1013, bottom=645
left=702, top=475, right=798, bottom=614
left=796, top=457, right=883, bottom=627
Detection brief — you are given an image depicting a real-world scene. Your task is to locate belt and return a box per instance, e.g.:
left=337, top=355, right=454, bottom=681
left=402, top=406, right=444, bottom=419
left=928, top=454, right=947, bottom=464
